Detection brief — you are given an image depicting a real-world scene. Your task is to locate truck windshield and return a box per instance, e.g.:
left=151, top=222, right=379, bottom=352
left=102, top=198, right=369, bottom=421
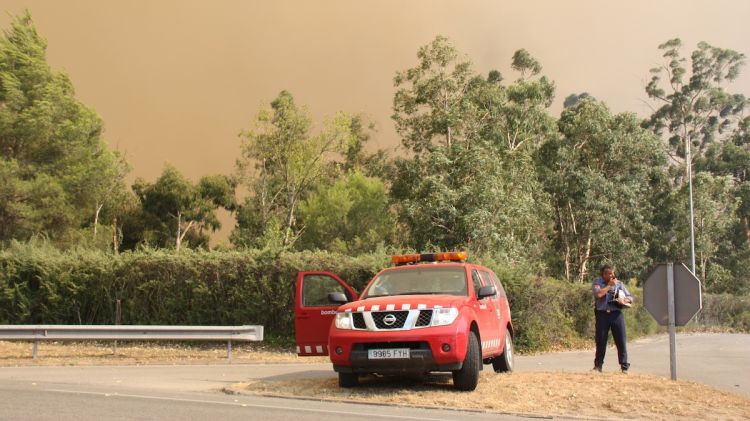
left=363, top=267, right=468, bottom=298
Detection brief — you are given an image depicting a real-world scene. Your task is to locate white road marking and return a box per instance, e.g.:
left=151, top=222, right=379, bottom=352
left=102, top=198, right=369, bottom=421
left=43, top=389, right=458, bottom=421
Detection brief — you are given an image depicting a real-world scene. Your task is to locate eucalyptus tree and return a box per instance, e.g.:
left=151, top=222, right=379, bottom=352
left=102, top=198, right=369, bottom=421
left=232, top=91, right=355, bottom=248
left=391, top=36, right=554, bottom=262
left=132, top=166, right=235, bottom=250
left=539, top=99, right=666, bottom=282
left=644, top=38, right=747, bottom=272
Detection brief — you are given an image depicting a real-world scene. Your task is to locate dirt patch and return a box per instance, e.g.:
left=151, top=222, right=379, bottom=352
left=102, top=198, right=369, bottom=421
left=0, top=341, right=325, bottom=366
left=235, top=371, right=750, bottom=420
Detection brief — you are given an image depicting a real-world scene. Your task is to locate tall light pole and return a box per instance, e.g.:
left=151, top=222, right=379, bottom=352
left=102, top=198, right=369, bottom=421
left=686, top=135, right=696, bottom=275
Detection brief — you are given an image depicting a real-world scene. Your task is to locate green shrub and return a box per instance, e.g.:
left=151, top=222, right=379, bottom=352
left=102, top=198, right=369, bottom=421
left=695, top=293, right=750, bottom=332
left=1, top=244, right=721, bottom=355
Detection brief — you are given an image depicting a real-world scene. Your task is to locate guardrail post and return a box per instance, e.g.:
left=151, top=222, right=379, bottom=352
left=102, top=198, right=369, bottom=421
left=227, top=340, right=232, bottom=362
left=113, top=299, right=121, bottom=356
left=32, top=341, right=38, bottom=359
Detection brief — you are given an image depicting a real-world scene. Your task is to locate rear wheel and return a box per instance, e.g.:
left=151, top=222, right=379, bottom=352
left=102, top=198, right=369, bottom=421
left=452, top=331, right=480, bottom=391
left=338, top=372, right=359, bottom=388
left=492, top=331, right=514, bottom=373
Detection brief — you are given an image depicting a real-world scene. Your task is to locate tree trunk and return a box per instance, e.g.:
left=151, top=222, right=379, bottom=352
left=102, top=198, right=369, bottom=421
left=283, top=196, right=297, bottom=247
left=176, top=211, right=182, bottom=250
left=112, top=215, right=118, bottom=253
left=178, top=220, right=195, bottom=250
left=578, top=236, right=593, bottom=283
left=93, top=203, right=104, bottom=240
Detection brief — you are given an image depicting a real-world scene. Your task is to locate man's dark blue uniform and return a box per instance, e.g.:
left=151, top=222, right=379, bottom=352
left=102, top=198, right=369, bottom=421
left=592, top=266, right=633, bottom=372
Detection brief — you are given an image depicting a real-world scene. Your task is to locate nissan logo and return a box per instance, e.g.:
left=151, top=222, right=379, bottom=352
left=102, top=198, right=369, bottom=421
left=383, top=314, right=397, bottom=326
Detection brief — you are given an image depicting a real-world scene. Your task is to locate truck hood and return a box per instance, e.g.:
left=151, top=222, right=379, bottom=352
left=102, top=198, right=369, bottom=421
left=339, top=295, right=467, bottom=312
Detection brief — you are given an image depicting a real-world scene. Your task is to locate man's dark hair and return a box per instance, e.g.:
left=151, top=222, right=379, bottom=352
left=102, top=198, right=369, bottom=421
left=600, top=265, right=613, bottom=276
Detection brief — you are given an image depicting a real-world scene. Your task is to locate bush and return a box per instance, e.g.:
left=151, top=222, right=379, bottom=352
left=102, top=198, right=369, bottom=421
left=696, top=293, right=750, bottom=332
left=0, top=244, right=694, bottom=354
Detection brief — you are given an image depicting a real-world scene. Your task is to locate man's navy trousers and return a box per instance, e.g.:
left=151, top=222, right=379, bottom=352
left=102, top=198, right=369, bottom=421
left=594, top=309, right=629, bottom=369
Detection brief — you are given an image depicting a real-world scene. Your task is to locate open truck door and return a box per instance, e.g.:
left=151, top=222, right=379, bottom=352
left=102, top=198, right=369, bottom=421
left=295, top=271, right=357, bottom=356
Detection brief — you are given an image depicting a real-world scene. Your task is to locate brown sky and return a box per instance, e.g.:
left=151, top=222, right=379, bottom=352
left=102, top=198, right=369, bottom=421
left=2, top=0, right=750, bottom=243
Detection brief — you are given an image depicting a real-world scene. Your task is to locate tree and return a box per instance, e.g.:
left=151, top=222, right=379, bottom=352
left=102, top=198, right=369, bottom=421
left=539, top=99, right=666, bottom=282
left=674, top=173, right=739, bottom=288
left=392, top=35, right=477, bottom=153
left=645, top=38, right=748, bottom=276
left=645, top=38, right=747, bottom=175
left=296, top=171, right=393, bottom=253
left=391, top=36, right=553, bottom=262
left=233, top=91, right=355, bottom=248
left=132, top=166, right=235, bottom=250
left=0, top=12, right=130, bottom=247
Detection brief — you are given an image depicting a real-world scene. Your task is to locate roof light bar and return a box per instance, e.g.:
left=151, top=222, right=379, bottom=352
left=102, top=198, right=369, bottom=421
left=391, top=251, right=468, bottom=265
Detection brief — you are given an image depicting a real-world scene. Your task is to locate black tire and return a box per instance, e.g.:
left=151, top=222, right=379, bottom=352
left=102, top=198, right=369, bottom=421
left=338, top=372, right=359, bottom=388
left=452, top=331, right=480, bottom=391
left=492, top=331, right=514, bottom=373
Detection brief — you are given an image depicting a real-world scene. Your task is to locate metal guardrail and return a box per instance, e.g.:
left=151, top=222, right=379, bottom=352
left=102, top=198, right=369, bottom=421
left=0, top=325, right=264, bottom=360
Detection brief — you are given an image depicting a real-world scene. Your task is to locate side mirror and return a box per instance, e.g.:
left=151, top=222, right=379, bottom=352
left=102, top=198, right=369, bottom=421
left=328, top=292, right=349, bottom=304
left=477, top=285, right=497, bottom=300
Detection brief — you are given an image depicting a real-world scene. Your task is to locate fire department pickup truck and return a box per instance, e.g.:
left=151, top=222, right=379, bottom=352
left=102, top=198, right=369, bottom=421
left=294, top=252, right=514, bottom=391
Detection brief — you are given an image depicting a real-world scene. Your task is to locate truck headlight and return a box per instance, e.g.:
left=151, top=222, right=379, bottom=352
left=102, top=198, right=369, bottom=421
left=431, top=307, right=459, bottom=326
left=335, top=312, right=352, bottom=329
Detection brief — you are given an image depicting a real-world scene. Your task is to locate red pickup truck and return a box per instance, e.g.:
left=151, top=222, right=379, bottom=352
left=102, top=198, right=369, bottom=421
left=294, top=252, right=514, bottom=391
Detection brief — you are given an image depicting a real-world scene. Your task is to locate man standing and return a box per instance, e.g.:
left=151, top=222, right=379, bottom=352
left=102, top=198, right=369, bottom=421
left=592, top=265, right=633, bottom=373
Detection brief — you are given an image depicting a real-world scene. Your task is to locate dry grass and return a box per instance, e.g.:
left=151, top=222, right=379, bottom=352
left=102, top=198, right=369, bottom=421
left=236, top=371, right=750, bottom=420
left=0, top=341, right=325, bottom=366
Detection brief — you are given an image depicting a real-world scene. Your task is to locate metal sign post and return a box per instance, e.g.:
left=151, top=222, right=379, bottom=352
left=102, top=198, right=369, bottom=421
left=644, top=262, right=702, bottom=381
left=667, top=263, right=677, bottom=380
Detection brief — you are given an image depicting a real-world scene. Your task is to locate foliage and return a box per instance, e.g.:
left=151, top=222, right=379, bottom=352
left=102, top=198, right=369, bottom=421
left=131, top=166, right=236, bottom=250
left=0, top=244, right=666, bottom=353
left=645, top=38, right=747, bottom=174
left=0, top=12, right=131, bottom=248
left=390, top=36, right=553, bottom=263
left=296, top=171, right=393, bottom=254
left=644, top=38, right=749, bottom=293
left=697, top=293, right=750, bottom=332
left=538, top=99, right=667, bottom=282
left=233, top=91, right=355, bottom=249
left=671, top=173, right=739, bottom=289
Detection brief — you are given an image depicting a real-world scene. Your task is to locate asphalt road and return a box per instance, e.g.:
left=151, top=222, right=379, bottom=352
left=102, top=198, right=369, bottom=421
left=0, top=333, right=747, bottom=420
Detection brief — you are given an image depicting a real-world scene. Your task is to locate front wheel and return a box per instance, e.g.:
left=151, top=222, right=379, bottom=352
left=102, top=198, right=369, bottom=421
left=452, top=331, right=480, bottom=391
left=492, top=331, right=514, bottom=373
left=338, top=372, right=359, bottom=388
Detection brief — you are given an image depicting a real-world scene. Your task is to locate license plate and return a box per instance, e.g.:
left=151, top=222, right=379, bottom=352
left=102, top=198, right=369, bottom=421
left=367, top=348, right=410, bottom=359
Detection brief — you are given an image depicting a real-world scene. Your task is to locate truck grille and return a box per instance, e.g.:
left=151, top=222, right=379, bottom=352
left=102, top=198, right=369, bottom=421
left=372, top=311, right=408, bottom=329
left=352, top=312, right=366, bottom=329
left=415, top=310, right=433, bottom=327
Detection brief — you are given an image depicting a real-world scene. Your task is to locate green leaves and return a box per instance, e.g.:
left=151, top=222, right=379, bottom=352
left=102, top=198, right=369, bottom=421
left=0, top=12, right=130, bottom=248
left=234, top=91, right=356, bottom=249
left=540, top=99, right=666, bottom=281
left=132, top=166, right=235, bottom=250
left=297, top=171, right=393, bottom=254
